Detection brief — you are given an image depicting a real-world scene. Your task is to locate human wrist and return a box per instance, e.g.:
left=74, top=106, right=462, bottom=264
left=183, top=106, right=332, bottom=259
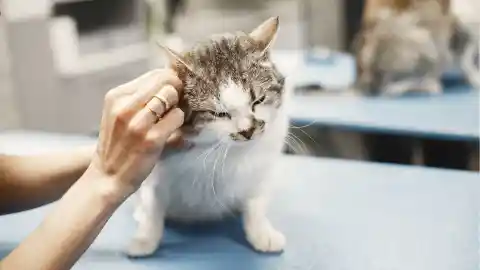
left=81, top=165, right=134, bottom=207
left=80, top=143, right=97, bottom=160
left=75, top=144, right=98, bottom=167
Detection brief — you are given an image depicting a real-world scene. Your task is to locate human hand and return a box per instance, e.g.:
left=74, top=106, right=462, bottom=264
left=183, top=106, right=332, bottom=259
left=87, top=69, right=185, bottom=200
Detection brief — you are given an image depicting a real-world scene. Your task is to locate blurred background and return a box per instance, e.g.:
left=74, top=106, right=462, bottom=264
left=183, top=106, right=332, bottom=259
left=0, top=0, right=478, bottom=171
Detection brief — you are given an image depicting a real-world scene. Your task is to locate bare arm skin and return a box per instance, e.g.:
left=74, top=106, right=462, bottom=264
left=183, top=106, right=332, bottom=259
left=0, top=145, right=96, bottom=215
left=0, top=69, right=185, bottom=270
left=0, top=168, right=125, bottom=270
left=0, top=131, right=187, bottom=215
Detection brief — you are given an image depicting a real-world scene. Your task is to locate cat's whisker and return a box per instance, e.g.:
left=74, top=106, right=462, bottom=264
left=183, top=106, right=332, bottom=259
left=170, top=141, right=212, bottom=180
left=193, top=141, right=218, bottom=162
left=173, top=139, right=223, bottom=188
left=296, top=127, right=321, bottom=148
left=210, top=147, right=220, bottom=192
left=210, top=138, right=228, bottom=180
left=173, top=146, right=215, bottom=188
left=284, top=134, right=307, bottom=155
left=284, top=137, right=301, bottom=154
left=184, top=140, right=218, bottom=168
left=210, top=142, right=231, bottom=214
left=221, top=144, right=238, bottom=204
left=191, top=173, right=200, bottom=189
left=289, top=121, right=318, bottom=129
left=289, top=133, right=309, bottom=153
left=284, top=134, right=301, bottom=152
left=220, top=141, right=231, bottom=180
left=201, top=139, right=223, bottom=172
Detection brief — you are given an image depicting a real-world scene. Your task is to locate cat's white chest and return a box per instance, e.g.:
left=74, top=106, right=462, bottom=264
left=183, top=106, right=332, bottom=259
left=150, top=120, right=286, bottom=221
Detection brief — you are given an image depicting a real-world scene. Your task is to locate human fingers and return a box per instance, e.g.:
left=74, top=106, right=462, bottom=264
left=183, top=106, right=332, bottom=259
left=105, top=69, right=160, bottom=102
left=105, top=69, right=181, bottom=110
left=144, top=85, right=179, bottom=118
left=104, top=80, right=180, bottom=145
left=106, top=83, right=179, bottom=163
left=125, top=84, right=180, bottom=137
left=129, top=69, right=182, bottom=109
left=99, top=70, right=167, bottom=137
left=146, top=108, right=185, bottom=147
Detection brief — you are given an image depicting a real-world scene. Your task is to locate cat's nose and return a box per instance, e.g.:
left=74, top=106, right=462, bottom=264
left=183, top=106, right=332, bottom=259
left=238, top=127, right=255, bottom=140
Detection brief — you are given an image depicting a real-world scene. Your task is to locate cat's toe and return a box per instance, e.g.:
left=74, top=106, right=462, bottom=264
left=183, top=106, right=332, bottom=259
left=246, top=224, right=286, bottom=253
left=421, top=79, right=442, bottom=95
left=125, top=238, right=159, bottom=258
left=468, top=76, right=480, bottom=90
left=382, top=84, right=408, bottom=97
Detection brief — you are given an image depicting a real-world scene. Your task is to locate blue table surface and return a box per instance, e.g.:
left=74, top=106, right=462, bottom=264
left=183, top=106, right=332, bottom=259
left=271, top=49, right=479, bottom=140
left=0, top=131, right=479, bottom=270
left=287, top=88, right=479, bottom=141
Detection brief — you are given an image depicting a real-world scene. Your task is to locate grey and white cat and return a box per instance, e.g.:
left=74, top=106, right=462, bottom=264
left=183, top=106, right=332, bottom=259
left=451, top=0, right=480, bottom=89
left=126, top=17, right=289, bottom=258
left=354, top=1, right=454, bottom=96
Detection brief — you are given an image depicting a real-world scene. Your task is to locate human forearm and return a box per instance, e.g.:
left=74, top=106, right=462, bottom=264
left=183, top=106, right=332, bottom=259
left=0, top=144, right=96, bottom=214
left=0, top=168, right=126, bottom=270
left=0, top=68, right=184, bottom=269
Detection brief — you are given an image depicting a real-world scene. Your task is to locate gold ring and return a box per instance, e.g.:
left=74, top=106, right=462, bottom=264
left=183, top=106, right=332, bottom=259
left=152, top=95, right=170, bottom=111
left=146, top=106, right=161, bottom=124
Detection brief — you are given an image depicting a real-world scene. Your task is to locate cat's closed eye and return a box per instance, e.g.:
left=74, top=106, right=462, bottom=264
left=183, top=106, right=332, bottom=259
left=215, top=112, right=231, bottom=118
left=269, top=81, right=284, bottom=93
left=252, top=95, right=266, bottom=107
left=198, top=110, right=231, bottom=119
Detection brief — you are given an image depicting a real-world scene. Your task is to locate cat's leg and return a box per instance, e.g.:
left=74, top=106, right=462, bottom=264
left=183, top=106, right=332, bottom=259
left=126, top=167, right=166, bottom=258
left=242, top=195, right=285, bottom=253
left=383, top=77, right=442, bottom=96
left=461, top=38, right=480, bottom=89
left=418, top=77, right=442, bottom=95
left=382, top=78, right=419, bottom=96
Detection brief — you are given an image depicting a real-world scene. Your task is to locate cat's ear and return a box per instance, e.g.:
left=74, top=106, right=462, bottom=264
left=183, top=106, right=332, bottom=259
left=156, top=41, right=194, bottom=73
left=249, top=16, right=279, bottom=55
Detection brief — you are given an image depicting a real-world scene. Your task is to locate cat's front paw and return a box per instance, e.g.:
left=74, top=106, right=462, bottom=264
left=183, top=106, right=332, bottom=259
left=467, top=75, right=480, bottom=90
left=420, top=79, right=442, bottom=95
left=126, top=238, right=159, bottom=258
left=382, top=83, right=409, bottom=97
left=245, top=222, right=286, bottom=253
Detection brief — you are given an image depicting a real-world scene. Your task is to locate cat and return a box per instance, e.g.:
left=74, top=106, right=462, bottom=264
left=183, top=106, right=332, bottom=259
left=126, top=17, right=289, bottom=258
left=450, top=0, right=480, bottom=89
left=354, top=0, right=455, bottom=96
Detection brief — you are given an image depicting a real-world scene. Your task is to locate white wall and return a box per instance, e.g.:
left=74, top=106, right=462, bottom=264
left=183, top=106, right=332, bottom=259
left=0, top=15, right=21, bottom=129
left=174, top=0, right=305, bottom=50
left=172, top=0, right=344, bottom=51
left=304, top=0, right=345, bottom=50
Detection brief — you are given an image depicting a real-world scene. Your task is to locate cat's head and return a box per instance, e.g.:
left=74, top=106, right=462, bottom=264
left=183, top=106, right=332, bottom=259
left=160, top=17, right=285, bottom=142
left=354, top=10, right=442, bottom=96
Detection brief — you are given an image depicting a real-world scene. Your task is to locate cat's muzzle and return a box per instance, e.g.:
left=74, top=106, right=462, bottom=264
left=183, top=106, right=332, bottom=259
left=230, top=119, right=266, bottom=141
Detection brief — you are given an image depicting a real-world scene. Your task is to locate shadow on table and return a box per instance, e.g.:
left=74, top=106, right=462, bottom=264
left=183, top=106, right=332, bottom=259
left=125, top=217, right=282, bottom=259
left=46, top=217, right=285, bottom=269
left=288, top=79, right=479, bottom=171
left=0, top=243, right=16, bottom=259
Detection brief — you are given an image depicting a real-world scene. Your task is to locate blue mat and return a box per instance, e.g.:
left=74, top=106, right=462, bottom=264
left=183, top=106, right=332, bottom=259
left=0, top=132, right=479, bottom=270
left=287, top=50, right=479, bottom=140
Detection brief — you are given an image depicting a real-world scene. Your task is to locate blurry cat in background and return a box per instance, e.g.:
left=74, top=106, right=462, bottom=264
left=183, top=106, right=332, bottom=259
left=354, top=0, right=454, bottom=96
left=354, top=0, right=478, bottom=96
left=450, top=0, right=480, bottom=88
left=126, top=17, right=289, bottom=258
